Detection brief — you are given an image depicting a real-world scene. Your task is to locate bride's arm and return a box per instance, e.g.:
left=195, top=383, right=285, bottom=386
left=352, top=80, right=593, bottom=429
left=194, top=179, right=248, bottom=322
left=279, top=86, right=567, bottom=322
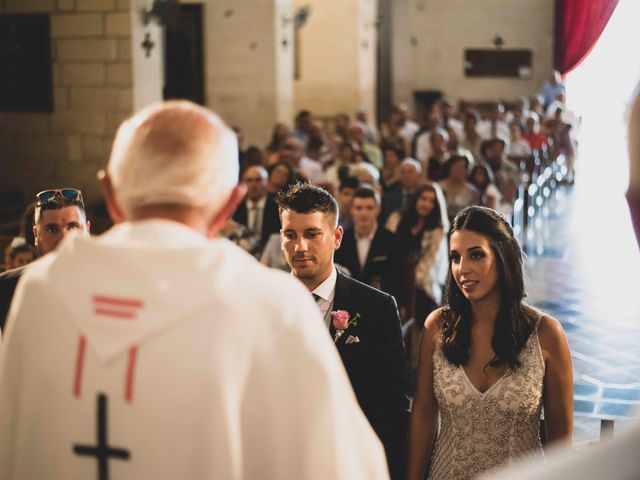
left=539, top=314, right=573, bottom=447
left=407, top=309, right=441, bottom=480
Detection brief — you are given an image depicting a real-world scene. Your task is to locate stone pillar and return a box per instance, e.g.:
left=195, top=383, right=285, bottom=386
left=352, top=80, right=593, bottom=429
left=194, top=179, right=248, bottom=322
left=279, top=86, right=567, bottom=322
left=202, top=0, right=294, bottom=147
left=391, top=0, right=413, bottom=110
left=130, top=0, right=164, bottom=111
left=293, top=0, right=378, bottom=120
left=376, top=0, right=393, bottom=124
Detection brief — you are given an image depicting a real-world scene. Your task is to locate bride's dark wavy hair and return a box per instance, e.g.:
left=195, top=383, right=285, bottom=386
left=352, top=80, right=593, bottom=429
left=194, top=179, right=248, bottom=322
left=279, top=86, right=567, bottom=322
left=440, top=206, right=534, bottom=369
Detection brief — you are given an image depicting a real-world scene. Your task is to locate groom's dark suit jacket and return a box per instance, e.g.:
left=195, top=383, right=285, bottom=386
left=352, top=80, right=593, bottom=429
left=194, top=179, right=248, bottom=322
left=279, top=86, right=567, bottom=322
left=331, top=271, right=409, bottom=480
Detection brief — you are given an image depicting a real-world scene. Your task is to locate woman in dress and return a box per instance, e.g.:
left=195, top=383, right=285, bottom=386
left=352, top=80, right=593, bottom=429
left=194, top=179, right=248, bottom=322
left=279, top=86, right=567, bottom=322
left=381, top=146, right=403, bottom=193
left=388, top=183, right=449, bottom=331
left=266, top=162, right=295, bottom=196
left=468, top=163, right=501, bottom=210
left=438, top=154, right=480, bottom=222
left=408, top=206, right=573, bottom=480
left=265, top=123, right=290, bottom=165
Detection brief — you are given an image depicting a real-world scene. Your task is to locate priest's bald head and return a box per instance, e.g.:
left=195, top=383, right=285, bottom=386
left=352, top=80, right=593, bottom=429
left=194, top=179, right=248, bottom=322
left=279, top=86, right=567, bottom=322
left=99, top=101, right=246, bottom=237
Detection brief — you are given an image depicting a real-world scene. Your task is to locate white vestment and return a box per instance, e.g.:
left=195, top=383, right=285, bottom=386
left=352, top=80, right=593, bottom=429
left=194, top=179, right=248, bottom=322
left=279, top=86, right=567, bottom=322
left=0, top=220, right=388, bottom=480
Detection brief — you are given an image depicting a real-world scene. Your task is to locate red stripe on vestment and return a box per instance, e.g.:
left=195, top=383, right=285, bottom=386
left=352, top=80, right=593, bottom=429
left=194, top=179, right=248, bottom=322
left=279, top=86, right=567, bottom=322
left=73, top=336, right=86, bottom=398
left=125, top=346, right=138, bottom=403
left=93, top=295, right=144, bottom=308
left=94, top=308, right=137, bottom=319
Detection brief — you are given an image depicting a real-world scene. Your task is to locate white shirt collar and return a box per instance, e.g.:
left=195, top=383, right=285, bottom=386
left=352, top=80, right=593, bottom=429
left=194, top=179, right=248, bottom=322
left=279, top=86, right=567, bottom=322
left=312, top=267, right=337, bottom=304
left=355, top=223, right=377, bottom=241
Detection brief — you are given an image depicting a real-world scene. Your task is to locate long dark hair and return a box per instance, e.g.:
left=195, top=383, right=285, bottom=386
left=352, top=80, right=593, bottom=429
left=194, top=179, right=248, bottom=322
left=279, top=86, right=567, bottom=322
left=266, top=123, right=289, bottom=152
left=397, top=182, right=448, bottom=236
left=441, top=206, right=534, bottom=369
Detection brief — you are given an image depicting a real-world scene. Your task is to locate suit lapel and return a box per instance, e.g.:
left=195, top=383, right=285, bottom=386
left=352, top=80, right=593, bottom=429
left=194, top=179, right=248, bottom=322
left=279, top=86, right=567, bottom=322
left=331, top=272, right=354, bottom=346
left=342, top=230, right=361, bottom=277
left=232, top=201, right=248, bottom=225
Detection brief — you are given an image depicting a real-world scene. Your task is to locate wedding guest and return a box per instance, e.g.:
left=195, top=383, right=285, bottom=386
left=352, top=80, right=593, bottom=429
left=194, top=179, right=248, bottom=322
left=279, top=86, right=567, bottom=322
left=0, top=188, right=90, bottom=331
left=468, top=163, right=501, bottom=210
left=232, top=165, right=281, bottom=255
left=265, top=123, right=290, bottom=165
left=3, top=237, right=35, bottom=272
left=381, top=146, right=403, bottom=193
left=387, top=183, right=449, bottom=329
left=266, top=161, right=295, bottom=196
left=438, top=154, right=480, bottom=222
left=335, top=186, right=401, bottom=299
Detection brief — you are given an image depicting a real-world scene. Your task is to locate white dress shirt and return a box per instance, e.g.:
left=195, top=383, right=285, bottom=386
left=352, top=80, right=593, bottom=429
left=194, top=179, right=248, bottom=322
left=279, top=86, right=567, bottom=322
left=246, top=196, right=266, bottom=238
left=355, top=224, right=377, bottom=271
left=311, top=267, right=338, bottom=328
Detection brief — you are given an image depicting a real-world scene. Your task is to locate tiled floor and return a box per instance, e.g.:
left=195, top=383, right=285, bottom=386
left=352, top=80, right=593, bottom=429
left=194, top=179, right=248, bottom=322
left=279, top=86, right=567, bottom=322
left=523, top=161, right=640, bottom=445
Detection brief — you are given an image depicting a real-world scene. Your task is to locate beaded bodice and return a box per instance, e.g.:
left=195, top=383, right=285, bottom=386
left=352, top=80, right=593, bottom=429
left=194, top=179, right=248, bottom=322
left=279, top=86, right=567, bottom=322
left=428, top=325, right=545, bottom=479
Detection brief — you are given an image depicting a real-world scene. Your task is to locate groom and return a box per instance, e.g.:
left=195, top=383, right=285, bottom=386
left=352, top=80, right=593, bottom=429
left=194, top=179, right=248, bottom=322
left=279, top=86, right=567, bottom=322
left=278, top=183, right=410, bottom=480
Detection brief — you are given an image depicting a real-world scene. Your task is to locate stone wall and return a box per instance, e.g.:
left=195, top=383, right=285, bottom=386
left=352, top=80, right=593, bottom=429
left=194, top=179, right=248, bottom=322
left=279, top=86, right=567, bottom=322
left=293, top=0, right=377, bottom=120
left=392, top=0, right=555, bottom=114
left=0, top=0, right=558, bottom=203
left=0, top=0, right=133, bottom=205
left=201, top=0, right=294, bottom=148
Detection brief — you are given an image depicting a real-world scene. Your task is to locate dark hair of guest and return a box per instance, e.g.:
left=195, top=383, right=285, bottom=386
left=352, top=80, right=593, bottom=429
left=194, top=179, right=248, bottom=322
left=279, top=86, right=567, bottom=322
left=442, top=154, right=469, bottom=178
left=397, top=182, right=444, bottom=235
left=338, top=175, right=360, bottom=192
left=440, top=206, right=535, bottom=369
left=353, top=185, right=380, bottom=206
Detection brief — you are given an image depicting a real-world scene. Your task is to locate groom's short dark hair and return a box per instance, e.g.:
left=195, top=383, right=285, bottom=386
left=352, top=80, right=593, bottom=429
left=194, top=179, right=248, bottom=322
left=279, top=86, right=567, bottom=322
left=276, top=182, right=338, bottom=227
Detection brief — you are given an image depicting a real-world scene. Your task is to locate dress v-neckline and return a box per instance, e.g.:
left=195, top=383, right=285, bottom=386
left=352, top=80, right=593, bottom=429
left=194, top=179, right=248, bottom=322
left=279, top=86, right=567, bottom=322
left=460, top=366, right=509, bottom=397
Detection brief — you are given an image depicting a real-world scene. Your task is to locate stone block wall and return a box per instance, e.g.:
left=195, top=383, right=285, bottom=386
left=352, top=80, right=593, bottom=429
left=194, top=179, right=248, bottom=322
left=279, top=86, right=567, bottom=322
left=393, top=0, right=554, bottom=113
left=0, top=0, right=133, bottom=206
left=202, top=0, right=294, bottom=147
left=293, top=0, right=377, bottom=120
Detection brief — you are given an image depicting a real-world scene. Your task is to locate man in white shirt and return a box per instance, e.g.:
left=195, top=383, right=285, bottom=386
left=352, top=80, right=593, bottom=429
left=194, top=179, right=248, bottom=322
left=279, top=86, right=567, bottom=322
left=279, top=137, right=327, bottom=185
left=0, top=101, right=389, bottom=480
left=438, top=99, right=464, bottom=139
left=355, top=107, right=380, bottom=144
left=394, top=103, right=420, bottom=144
left=348, top=123, right=383, bottom=169
left=335, top=186, right=401, bottom=300
left=477, top=102, right=510, bottom=143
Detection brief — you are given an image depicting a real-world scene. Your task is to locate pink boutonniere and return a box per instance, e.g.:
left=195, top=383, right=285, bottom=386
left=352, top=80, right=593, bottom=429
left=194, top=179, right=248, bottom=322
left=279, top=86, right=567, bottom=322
left=331, top=310, right=361, bottom=343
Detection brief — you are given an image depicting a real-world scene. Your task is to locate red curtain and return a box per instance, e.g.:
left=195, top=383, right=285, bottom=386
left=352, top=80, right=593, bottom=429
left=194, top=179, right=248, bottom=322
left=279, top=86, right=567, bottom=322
left=554, top=0, right=619, bottom=75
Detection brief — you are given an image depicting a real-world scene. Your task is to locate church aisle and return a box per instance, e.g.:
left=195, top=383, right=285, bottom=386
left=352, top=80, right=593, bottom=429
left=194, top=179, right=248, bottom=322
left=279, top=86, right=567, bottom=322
left=524, top=133, right=640, bottom=445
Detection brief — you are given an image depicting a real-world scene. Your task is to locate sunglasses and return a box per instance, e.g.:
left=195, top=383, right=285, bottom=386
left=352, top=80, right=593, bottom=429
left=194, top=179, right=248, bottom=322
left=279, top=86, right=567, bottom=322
left=35, top=188, right=84, bottom=207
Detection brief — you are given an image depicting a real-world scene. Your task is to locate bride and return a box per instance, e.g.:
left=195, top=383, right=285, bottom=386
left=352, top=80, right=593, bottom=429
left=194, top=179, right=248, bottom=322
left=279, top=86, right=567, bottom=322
left=407, top=206, right=573, bottom=479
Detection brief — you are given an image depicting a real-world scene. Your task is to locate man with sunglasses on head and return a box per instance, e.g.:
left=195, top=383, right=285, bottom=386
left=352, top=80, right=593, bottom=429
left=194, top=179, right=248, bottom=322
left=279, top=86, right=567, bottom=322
left=0, top=101, right=389, bottom=479
left=32, top=188, right=90, bottom=257
left=0, top=188, right=90, bottom=332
